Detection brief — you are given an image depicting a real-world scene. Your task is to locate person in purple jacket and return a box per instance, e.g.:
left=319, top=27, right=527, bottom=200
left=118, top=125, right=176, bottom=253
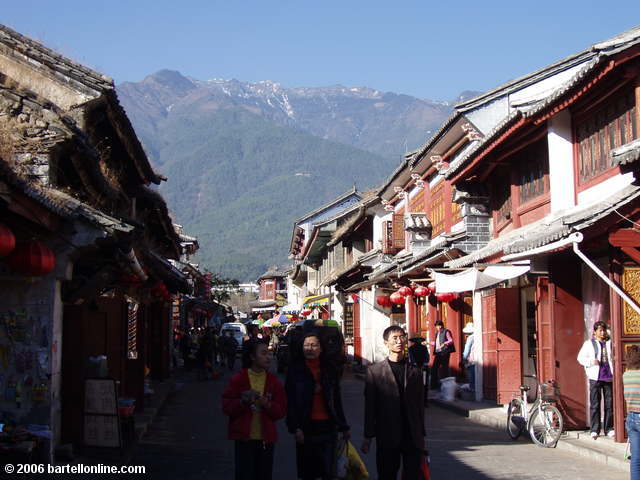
left=430, top=320, right=455, bottom=390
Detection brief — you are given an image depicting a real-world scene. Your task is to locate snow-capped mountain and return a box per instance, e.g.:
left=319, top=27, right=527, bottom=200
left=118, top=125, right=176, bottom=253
left=117, top=69, right=460, bottom=161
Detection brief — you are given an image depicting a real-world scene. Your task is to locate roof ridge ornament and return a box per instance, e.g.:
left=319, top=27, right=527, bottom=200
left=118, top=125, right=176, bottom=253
left=462, top=122, right=482, bottom=141
left=410, top=173, right=425, bottom=189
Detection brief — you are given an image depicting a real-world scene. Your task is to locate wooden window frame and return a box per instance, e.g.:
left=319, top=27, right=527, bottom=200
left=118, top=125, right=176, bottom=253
left=429, top=181, right=446, bottom=237
left=573, top=81, right=639, bottom=190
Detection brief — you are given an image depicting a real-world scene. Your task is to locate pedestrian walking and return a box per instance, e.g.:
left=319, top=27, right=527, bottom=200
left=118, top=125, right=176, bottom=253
left=461, top=322, right=476, bottom=391
left=362, top=325, right=425, bottom=480
left=624, top=345, right=640, bottom=480
left=285, top=332, right=350, bottom=480
left=220, top=331, right=239, bottom=371
left=577, top=320, right=614, bottom=439
left=430, top=320, right=455, bottom=390
left=222, top=339, right=286, bottom=480
left=408, top=336, right=429, bottom=406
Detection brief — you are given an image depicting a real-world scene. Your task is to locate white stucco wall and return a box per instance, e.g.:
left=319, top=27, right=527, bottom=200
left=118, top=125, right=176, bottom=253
left=359, top=288, right=391, bottom=365
left=578, top=171, right=635, bottom=207
left=547, top=109, right=576, bottom=212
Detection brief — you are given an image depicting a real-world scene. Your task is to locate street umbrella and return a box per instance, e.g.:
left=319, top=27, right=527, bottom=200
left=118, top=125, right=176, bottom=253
left=273, top=313, right=289, bottom=324
left=314, top=319, right=339, bottom=327
left=263, top=318, right=282, bottom=328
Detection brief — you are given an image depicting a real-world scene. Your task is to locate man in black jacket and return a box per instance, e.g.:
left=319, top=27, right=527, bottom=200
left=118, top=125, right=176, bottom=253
left=362, top=326, right=425, bottom=480
left=285, top=332, right=350, bottom=480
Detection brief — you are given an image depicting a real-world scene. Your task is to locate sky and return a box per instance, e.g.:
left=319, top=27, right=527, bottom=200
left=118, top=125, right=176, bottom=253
left=4, top=1, right=640, bottom=101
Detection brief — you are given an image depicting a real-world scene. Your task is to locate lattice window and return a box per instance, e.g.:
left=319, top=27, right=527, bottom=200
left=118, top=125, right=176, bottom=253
left=518, top=138, right=549, bottom=204
left=576, top=87, right=637, bottom=183
left=430, top=182, right=445, bottom=236
left=451, top=199, right=462, bottom=225
left=409, top=190, right=425, bottom=213
left=494, top=177, right=511, bottom=225
left=392, top=213, right=405, bottom=249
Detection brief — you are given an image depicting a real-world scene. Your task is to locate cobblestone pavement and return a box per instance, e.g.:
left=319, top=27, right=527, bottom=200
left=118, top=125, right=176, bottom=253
left=128, top=367, right=627, bottom=479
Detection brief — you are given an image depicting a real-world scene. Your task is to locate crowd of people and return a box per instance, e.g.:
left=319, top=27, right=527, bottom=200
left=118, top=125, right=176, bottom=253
left=180, top=315, right=625, bottom=479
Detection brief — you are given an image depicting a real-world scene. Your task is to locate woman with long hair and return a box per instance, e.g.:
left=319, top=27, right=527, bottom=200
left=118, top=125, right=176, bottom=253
left=285, top=332, right=350, bottom=480
left=222, top=339, right=286, bottom=480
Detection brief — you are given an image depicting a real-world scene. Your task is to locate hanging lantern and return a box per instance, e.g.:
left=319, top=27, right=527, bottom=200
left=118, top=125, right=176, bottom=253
left=436, top=292, right=457, bottom=303
left=0, top=224, right=16, bottom=257
left=398, top=286, right=414, bottom=297
left=376, top=295, right=391, bottom=307
left=414, top=286, right=430, bottom=297
left=390, top=292, right=405, bottom=305
left=7, top=240, right=56, bottom=276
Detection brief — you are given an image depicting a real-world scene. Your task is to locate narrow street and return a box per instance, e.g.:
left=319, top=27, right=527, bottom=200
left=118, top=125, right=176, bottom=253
left=128, top=367, right=626, bottom=479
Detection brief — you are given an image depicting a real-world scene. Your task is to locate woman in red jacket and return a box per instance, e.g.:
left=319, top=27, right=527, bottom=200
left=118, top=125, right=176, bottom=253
left=222, top=339, right=287, bottom=480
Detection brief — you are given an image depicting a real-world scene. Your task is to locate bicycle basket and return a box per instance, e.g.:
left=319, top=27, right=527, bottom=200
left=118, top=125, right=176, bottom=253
left=540, top=382, right=560, bottom=402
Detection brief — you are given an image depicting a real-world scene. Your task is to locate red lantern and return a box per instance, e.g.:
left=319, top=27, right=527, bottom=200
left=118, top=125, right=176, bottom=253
left=436, top=292, right=457, bottom=303
left=7, top=240, right=55, bottom=276
left=414, top=286, right=430, bottom=297
left=398, top=286, right=413, bottom=296
left=0, top=224, right=16, bottom=257
left=390, top=292, right=405, bottom=305
left=376, top=295, right=391, bottom=307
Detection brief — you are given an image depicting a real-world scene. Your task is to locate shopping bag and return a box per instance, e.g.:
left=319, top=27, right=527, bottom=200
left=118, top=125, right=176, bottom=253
left=345, top=441, right=368, bottom=479
left=335, top=439, right=349, bottom=479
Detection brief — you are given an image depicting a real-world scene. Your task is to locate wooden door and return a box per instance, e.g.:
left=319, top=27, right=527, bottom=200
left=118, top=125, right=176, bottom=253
left=550, top=256, right=587, bottom=429
left=482, top=291, right=498, bottom=401
left=495, top=288, right=522, bottom=405
left=536, top=278, right=555, bottom=382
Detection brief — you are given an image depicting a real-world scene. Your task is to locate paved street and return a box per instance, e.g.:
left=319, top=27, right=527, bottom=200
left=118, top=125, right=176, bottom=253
left=129, top=367, right=627, bottom=479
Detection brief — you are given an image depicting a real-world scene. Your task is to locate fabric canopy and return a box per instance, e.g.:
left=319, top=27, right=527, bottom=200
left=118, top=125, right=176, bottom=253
left=434, top=263, right=530, bottom=293
left=302, top=294, right=330, bottom=307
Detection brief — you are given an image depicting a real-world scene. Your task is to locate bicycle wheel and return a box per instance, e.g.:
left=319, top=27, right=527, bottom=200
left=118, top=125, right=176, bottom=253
left=507, top=398, right=525, bottom=440
left=528, top=404, right=563, bottom=447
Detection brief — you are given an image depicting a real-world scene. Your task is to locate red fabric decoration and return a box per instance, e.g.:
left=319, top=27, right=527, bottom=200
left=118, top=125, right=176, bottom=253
left=398, top=286, right=414, bottom=296
left=0, top=223, right=16, bottom=257
left=390, top=292, right=405, bottom=305
left=414, top=286, right=430, bottom=297
left=7, top=240, right=56, bottom=276
left=301, top=309, right=313, bottom=316
left=436, top=292, right=457, bottom=303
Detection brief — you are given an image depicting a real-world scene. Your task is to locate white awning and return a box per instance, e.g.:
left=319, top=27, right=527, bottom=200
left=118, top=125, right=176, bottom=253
left=434, top=263, right=530, bottom=293
left=252, top=306, right=277, bottom=312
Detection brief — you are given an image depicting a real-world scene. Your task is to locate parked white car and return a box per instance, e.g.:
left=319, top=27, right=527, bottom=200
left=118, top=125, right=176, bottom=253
left=220, top=322, right=247, bottom=352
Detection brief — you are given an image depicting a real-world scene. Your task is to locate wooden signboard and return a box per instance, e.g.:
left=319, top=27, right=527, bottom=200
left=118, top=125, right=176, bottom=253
left=83, top=378, right=121, bottom=448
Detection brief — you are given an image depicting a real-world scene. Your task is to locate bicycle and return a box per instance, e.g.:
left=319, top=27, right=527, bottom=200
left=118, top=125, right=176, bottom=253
left=506, top=374, right=564, bottom=447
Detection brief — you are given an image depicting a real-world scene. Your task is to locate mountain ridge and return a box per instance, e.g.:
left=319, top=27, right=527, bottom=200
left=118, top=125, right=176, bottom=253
left=117, top=71, right=479, bottom=280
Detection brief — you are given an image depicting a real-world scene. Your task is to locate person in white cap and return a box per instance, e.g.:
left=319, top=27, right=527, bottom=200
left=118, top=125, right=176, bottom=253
left=461, top=322, right=476, bottom=392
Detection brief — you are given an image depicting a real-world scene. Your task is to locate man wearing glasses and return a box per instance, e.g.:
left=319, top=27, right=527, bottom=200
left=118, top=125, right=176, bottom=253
left=361, top=326, right=425, bottom=479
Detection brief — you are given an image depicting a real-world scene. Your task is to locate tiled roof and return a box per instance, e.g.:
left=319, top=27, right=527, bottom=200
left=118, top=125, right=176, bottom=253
left=0, top=24, right=112, bottom=93
left=445, top=184, right=640, bottom=268
left=403, top=212, right=431, bottom=232
left=612, top=139, right=640, bottom=166
left=444, top=111, right=522, bottom=179
left=445, top=26, right=640, bottom=181
left=0, top=158, right=134, bottom=233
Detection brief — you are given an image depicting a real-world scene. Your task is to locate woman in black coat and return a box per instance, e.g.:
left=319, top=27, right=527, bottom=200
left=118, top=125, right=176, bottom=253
left=285, top=332, right=350, bottom=480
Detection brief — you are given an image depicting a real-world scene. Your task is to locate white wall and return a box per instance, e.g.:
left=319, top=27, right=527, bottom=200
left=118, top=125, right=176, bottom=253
left=359, top=288, right=391, bottom=365
left=578, top=171, right=635, bottom=206
left=548, top=110, right=576, bottom=212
